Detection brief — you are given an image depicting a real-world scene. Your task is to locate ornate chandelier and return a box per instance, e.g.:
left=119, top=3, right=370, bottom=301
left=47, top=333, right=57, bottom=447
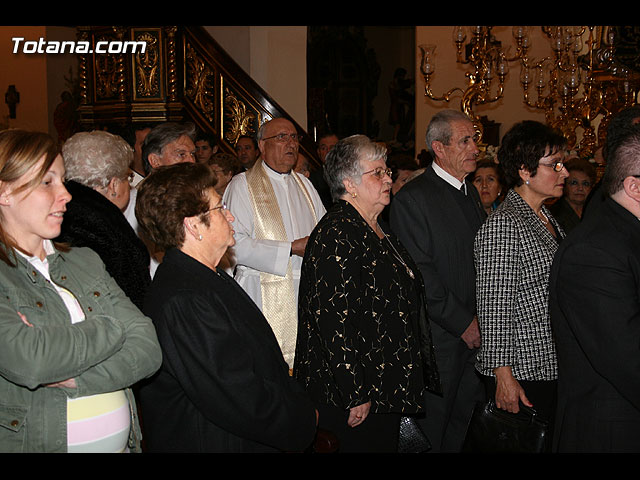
left=520, top=26, right=639, bottom=159
left=418, top=26, right=529, bottom=139
left=418, top=26, right=640, bottom=159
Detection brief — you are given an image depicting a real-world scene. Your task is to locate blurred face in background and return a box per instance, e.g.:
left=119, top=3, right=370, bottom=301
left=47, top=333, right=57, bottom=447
left=317, top=134, right=338, bottom=163
left=195, top=140, right=216, bottom=163
left=392, top=169, right=414, bottom=196
left=472, top=166, right=502, bottom=211
left=564, top=169, right=593, bottom=209
left=235, top=137, right=259, bottom=169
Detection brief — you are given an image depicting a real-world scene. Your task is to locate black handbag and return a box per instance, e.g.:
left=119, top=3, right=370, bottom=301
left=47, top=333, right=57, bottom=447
left=398, top=415, right=431, bottom=453
left=462, top=399, right=548, bottom=453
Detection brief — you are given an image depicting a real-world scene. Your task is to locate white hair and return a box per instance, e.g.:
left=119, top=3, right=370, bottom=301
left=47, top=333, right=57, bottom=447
left=62, top=130, right=133, bottom=189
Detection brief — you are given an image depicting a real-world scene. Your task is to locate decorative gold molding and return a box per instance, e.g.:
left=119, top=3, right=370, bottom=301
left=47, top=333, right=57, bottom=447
left=185, top=43, right=215, bottom=122
left=165, top=27, right=178, bottom=102
left=222, top=81, right=261, bottom=144
left=95, top=32, right=120, bottom=100
left=75, top=26, right=314, bottom=161
left=77, top=29, right=89, bottom=104
left=133, top=31, right=160, bottom=99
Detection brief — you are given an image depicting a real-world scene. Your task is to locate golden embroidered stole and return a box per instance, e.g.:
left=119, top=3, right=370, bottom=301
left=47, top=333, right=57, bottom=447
left=245, top=160, right=317, bottom=368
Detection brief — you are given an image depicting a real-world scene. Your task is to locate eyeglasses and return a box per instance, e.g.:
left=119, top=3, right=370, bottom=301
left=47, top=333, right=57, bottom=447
left=262, top=133, right=302, bottom=143
left=539, top=161, right=565, bottom=172
left=567, top=179, right=592, bottom=188
left=206, top=202, right=228, bottom=214
left=362, top=167, right=392, bottom=180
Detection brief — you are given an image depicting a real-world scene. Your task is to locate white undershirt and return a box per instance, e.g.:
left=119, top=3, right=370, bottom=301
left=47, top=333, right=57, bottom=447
left=432, top=161, right=468, bottom=195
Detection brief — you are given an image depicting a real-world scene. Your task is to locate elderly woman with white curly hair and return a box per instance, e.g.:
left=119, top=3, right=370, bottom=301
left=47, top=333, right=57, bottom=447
left=57, top=130, right=151, bottom=310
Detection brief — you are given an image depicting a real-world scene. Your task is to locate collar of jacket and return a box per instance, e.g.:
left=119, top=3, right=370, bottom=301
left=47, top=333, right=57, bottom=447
left=11, top=243, right=68, bottom=284
left=504, top=188, right=565, bottom=241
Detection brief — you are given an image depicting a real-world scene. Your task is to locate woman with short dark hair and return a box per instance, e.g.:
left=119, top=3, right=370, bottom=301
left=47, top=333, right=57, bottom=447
left=135, top=162, right=318, bottom=452
left=473, top=121, right=569, bottom=450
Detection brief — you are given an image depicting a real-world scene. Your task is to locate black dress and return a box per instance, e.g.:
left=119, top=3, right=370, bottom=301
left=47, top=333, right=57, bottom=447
left=294, top=200, right=440, bottom=452
left=139, top=248, right=317, bottom=452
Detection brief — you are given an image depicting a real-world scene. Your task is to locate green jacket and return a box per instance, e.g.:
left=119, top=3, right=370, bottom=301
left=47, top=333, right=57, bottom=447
left=0, top=244, right=162, bottom=453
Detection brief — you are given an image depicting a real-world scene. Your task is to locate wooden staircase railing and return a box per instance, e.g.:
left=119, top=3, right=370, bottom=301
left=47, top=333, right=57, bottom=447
left=76, top=25, right=320, bottom=166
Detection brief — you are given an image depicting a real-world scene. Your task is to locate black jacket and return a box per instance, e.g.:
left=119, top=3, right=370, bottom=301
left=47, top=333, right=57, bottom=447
left=550, top=197, right=640, bottom=452
left=139, top=248, right=317, bottom=452
left=56, top=180, right=150, bottom=310
left=295, top=200, right=440, bottom=413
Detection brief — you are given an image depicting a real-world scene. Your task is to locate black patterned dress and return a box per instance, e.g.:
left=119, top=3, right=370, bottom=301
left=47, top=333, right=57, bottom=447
left=294, top=200, right=440, bottom=449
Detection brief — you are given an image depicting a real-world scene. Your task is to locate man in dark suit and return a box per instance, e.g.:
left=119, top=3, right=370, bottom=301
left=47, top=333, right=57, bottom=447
left=549, top=129, right=640, bottom=453
left=390, top=109, right=486, bottom=452
left=309, top=132, right=339, bottom=209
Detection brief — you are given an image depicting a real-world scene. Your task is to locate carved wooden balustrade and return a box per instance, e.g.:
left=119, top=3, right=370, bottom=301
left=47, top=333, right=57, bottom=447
left=75, top=25, right=320, bottom=165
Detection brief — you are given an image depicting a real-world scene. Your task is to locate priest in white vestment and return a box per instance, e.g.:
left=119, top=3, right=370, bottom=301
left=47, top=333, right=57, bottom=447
left=223, top=118, right=326, bottom=369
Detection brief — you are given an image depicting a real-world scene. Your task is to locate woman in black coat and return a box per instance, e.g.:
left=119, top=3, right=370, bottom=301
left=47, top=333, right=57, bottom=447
left=58, top=130, right=150, bottom=309
left=135, top=162, right=317, bottom=452
left=294, top=135, right=440, bottom=452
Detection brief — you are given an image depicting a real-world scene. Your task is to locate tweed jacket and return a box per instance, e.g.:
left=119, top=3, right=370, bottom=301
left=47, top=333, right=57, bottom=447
left=474, top=189, right=565, bottom=381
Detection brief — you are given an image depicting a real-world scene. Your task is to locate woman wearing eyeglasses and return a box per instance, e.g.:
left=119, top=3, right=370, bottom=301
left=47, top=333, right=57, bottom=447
left=549, top=157, right=597, bottom=234
left=473, top=121, right=568, bottom=451
left=294, top=135, right=441, bottom=452
left=135, top=162, right=318, bottom=452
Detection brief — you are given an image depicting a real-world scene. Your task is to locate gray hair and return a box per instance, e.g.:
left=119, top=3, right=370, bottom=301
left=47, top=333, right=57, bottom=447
left=324, top=134, right=387, bottom=201
left=256, top=120, right=269, bottom=142
left=604, top=129, right=640, bottom=196
left=256, top=117, right=295, bottom=142
left=425, top=109, right=471, bottom=156
left=141, top=122, right=196, bottom=175
left=62, top=130, right=133, bottom=189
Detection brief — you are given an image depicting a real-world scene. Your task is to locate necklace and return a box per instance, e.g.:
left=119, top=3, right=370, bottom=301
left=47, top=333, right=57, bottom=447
left=538, top=209, right=549, bottom=225
left=380, top=226, right=415, bottom=280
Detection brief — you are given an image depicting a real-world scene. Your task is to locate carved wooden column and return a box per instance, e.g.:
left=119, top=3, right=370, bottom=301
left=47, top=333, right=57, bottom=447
left=76, top=25, right=185, bottom=130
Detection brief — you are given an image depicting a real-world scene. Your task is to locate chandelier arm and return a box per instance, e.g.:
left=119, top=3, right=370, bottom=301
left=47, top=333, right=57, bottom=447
left=423, top=85, right=466, bottom=103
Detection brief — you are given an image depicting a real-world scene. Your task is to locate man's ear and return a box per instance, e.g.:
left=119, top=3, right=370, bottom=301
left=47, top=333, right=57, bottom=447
left=431, top=141, right=444, bottom=158
left=623, top=175, right=640, bottom=202
left=148, top=153, right=161, bottom=169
